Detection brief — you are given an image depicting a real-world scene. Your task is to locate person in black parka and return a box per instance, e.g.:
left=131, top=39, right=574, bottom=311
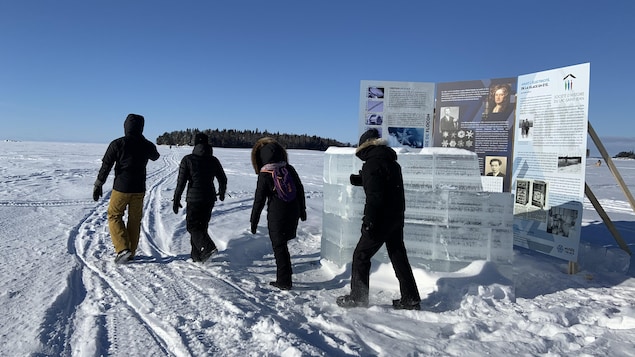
left=173, top=133, right=227, bottom=262
left=250, top=137, right=306, bottom=290
left=336, top=128, right=421, bottom=310
left=93, top=113, right=160, bottom=263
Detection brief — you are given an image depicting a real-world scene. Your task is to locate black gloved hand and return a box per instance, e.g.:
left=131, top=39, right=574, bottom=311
left=250, top=221, right=258, bottom=234
left=219, top=190, right=226, bottom=202
left=300, top=210, right=307, bottom=221
left=350, top=173, right=363, bottom=186
left=173, top=201, right=182, bottom=214
left=92, top=185, right=102, bottom=201
left=93, top=179, right=104, bottom=201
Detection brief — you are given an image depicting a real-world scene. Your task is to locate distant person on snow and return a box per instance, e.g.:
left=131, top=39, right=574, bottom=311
left=173, top=133, right=227, bottom=262
left=337, top=128, right=421, bottom=310
left=250, top=137, right=306, bottom=290
left=93, top=114, right=160, bottom=264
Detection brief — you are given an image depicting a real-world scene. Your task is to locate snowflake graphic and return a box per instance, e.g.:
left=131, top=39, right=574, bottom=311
left=465, top=140, right=473, bottom=147
left=466, top=130, right=474, bottom=139
left=441, top=140, right=449, bottom=147
left=458, top=130, right=465, bottom=138
left=449, top=140, right=456, bottom=147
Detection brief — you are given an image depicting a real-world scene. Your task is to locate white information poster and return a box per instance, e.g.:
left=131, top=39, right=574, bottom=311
left=359, top=80, right=435, bottom=148
left=512, top=63, right=590, bottom=262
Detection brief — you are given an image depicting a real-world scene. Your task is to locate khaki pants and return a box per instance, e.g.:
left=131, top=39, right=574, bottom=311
left=107, top=190, right=145, bottom=256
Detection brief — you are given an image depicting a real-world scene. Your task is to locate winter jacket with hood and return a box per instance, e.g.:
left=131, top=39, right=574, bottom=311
left=250, top=137, right=306, bottom=242
left=355, top=138, right=405, bottom=233
left=174, top=143, right=227, bottom=204
left=97, top=114, right=160, bottom=193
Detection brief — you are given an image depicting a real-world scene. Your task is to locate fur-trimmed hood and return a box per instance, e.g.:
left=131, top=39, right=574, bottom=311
left=251, top=137, right=289, bottom=174
left=356, top=137, right=387, bottom=153
left=355, top=138, right=393, bottom=162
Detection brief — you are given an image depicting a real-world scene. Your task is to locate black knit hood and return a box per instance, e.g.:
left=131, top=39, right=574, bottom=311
left=192, top=133, right=213, bottom=156
left=192, top=143, right=212, bottom=157
left=124, top=114, right=144, bottom=137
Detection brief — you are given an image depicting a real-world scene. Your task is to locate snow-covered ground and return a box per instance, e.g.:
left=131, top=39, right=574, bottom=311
left=1, top=141, right=634, bottom=356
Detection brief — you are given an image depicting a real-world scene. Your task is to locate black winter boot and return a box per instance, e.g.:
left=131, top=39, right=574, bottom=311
left=336, top=295, right=368, bottom=308
left=269, top=281, right=292, bottom=290
left=392, top=298, right=421, bottom=310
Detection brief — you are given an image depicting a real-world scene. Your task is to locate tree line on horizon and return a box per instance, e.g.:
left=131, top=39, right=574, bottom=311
left=156, top=128, right=352, bottom=151
left=614, top=151, right=635, bottom=159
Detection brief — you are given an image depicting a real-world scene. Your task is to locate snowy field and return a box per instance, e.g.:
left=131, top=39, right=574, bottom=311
left=1, top=141, right=634, bottom=357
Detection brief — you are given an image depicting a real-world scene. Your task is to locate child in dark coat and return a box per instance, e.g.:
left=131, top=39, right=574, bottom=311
left=250, top=137, right=306, bottom=290
left=173, top=133, right=227, bottom=262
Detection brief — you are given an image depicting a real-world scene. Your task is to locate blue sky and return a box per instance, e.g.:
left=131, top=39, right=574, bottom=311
left=1, top=1, right=634, bottom=147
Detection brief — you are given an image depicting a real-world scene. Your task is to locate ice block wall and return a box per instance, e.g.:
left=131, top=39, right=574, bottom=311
left=322, top=147, right=514, bottom=274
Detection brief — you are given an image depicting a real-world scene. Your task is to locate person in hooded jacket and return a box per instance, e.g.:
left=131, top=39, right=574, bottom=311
left=93, top=114, right=160, bottom=263
left=336, top=128, right=421, bottom=310
left=250, top=137, right=306, bottom=290
left=173, top=133, right=227, bottom=262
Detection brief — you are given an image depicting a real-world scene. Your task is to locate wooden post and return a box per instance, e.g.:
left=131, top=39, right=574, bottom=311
left=568, top=261, right=578, bottom=275
left=585, top=183, right=632, bottom=255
